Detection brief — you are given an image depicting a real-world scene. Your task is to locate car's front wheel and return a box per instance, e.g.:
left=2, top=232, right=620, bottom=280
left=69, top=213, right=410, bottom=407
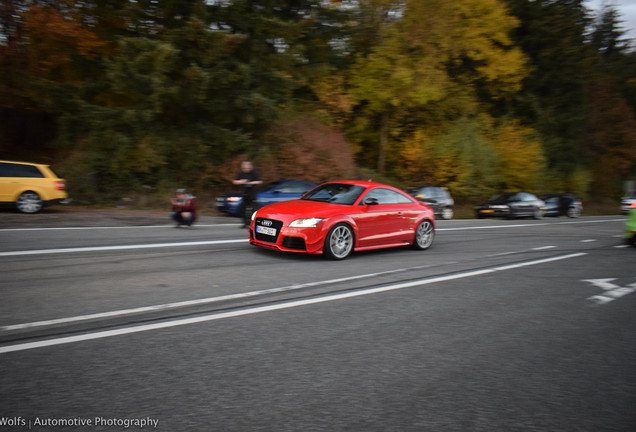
left=412, top=219, right=435, bottom=250
left=324, top=223, right=354, bottom=260
left=16, top=191, right=43, bottom=214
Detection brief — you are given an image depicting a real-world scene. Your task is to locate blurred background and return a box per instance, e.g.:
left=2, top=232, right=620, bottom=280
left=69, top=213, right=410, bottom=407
left=1, top=0, right=635, bottom=211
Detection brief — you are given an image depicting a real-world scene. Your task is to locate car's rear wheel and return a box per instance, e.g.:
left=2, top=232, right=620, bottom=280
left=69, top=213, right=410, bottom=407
left=412, top=219, right=434, bottom=250
left=16, top=191, right=43, bottom=214
left=440, top=207, right=454, bottom=220
left=324, top=223, right=354, bottom=260
left=533, top=207, right=544, bottom=219
left=566, top=206, right=580, bottom=218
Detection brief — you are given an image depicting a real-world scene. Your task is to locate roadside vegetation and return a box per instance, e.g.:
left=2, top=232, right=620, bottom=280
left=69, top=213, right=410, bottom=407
left=1, top=0, right=635, bottom=208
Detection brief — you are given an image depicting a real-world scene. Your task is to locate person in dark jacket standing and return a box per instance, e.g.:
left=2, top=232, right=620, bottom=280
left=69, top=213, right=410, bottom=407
left=171, top=188, right=197, bottom=227
left=233, top=161, right=262, bottom=228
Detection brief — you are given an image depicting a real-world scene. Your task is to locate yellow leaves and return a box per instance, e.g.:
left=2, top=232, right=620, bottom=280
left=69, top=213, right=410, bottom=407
left=490, top=120, right=545, bottom=191
left=312, top=74, right=352, bottom=124
left=396, top=117, right=547, bottom=197
left=405, top=0, right=528, bottom=97
left=23, top=6, right=104, bottom=78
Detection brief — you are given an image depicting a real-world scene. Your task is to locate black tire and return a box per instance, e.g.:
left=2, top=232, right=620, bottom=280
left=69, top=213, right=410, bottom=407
left=412, top=219, right=435, bottom=250
left=16, top=191, right=43, bottom=214
left=323, top=223, right=354, bottom=260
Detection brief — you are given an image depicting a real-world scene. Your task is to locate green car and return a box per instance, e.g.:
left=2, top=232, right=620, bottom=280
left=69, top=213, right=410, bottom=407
left=626, top=204, right=636, bottom=246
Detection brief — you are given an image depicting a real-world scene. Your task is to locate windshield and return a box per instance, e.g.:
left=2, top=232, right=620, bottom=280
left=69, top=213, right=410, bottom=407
left=302, top=183, right=366, bottom=205
left=487, top=193, right=516, bottom=204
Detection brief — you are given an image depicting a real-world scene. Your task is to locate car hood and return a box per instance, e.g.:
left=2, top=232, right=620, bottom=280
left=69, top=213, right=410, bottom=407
left=255, top=199, right=356, bottom=222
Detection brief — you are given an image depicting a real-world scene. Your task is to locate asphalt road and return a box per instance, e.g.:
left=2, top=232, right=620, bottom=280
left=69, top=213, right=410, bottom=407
left=0, top=212, right=635, bottom=432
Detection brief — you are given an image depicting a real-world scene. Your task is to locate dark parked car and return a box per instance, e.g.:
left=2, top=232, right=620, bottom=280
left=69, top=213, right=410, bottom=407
left=216, top=179, right=316, bottom=216
left=406, top=186, right=455, bottom=220
left=475, top=192, right=546, bottom=219
left=541, top=193, right=583, bottom=218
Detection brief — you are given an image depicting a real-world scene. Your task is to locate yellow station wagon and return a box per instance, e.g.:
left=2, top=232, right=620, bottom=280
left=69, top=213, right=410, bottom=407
left=0, top=160, right=70, bottom=213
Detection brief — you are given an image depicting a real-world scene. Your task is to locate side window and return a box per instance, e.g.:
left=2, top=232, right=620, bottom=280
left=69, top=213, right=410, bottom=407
left=520, top=193, right=535, bottom=201
left=11, top=164, right=44, bottom=178
left=276, top=183, right=294, bottom=193
left=0, top=162, right=15, bottom=177
left=363, top=188, right=413, bottom=204
left=420, top=187, right=433, bottom=198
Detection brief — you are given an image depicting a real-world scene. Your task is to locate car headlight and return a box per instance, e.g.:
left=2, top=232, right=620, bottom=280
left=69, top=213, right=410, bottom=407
left=289, top=218, right=323, bottom=227
left=251, top=211, right=258, bottom=221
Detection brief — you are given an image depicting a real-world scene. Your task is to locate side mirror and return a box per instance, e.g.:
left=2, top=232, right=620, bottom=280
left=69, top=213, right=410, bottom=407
left=364, top=197, right=379, bottom=205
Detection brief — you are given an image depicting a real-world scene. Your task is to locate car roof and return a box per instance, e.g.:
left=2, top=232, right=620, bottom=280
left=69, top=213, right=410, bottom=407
left=325, top=180, right=392, bottom=188
left=0, top=159, right=48, bottom=167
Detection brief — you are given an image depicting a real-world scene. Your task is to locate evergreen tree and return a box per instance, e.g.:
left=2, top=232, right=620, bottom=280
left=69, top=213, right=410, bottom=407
left=503, top=0, right=594, bottom=186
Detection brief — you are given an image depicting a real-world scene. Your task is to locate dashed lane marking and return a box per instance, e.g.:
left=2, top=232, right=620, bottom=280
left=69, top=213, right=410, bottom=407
left=0, top=253, right=587, bottom=354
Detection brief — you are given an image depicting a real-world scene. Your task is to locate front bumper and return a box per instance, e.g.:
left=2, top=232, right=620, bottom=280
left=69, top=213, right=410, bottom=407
left=249, top=223, right=325, bottom=255
left=475, top=208, right=510, bottom=218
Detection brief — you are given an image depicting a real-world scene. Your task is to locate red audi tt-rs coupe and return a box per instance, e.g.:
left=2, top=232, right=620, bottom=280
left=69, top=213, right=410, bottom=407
left=249, top=180, right=435, bottom=260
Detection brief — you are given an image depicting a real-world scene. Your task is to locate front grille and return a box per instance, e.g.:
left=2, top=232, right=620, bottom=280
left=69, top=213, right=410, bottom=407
left=254, top=218, right=283, bottom=243
left=282, top=236, right=306, bottom=250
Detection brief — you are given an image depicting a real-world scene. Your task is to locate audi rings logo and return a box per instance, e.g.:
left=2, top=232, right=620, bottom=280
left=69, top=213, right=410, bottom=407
left=261, top=220, right=273, bottom=227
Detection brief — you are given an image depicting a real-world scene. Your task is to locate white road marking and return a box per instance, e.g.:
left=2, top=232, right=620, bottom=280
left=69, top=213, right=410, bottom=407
left=0, top=218, right=625, bottom=257
left=0, top=252, right=587, bottom=354
left=488, top=245, right=557, bottom=257
left=532, top=246, right=557, bottom=251
left=439, top=219, right=624, bottom=231
left=0, top=217, right=624, bottom=233
left=583, top=278, right=621, bottom=291
left=584, top=279, right=636, bottom=305
left=0, top=239, right=248, bottom=257
left=1, top=261, right=452, bottom=331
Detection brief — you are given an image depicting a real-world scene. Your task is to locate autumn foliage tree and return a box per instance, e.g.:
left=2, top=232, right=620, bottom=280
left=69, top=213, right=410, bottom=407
left=1, top=0, right=635, bottom=205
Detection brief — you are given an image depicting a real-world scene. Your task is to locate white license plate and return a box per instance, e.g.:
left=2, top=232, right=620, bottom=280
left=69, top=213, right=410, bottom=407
left=257, top=225, right=277, bottom=236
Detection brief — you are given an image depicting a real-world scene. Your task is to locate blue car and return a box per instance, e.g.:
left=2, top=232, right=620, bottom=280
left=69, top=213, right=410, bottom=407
left=216, top=179, right=317, bottom=215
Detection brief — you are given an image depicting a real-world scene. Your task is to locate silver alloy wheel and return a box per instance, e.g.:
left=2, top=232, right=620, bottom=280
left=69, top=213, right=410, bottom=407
left=440, top=207, right=454, bottom=220
left=533, top=207, right=544, bottom=219
left=325, top=224, right=354, bottom=260
left=16, top=192, right=43, bottom=214
left=413, top=220, right=434, bottom=250
left=567, top=206, right=580, bottom=218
